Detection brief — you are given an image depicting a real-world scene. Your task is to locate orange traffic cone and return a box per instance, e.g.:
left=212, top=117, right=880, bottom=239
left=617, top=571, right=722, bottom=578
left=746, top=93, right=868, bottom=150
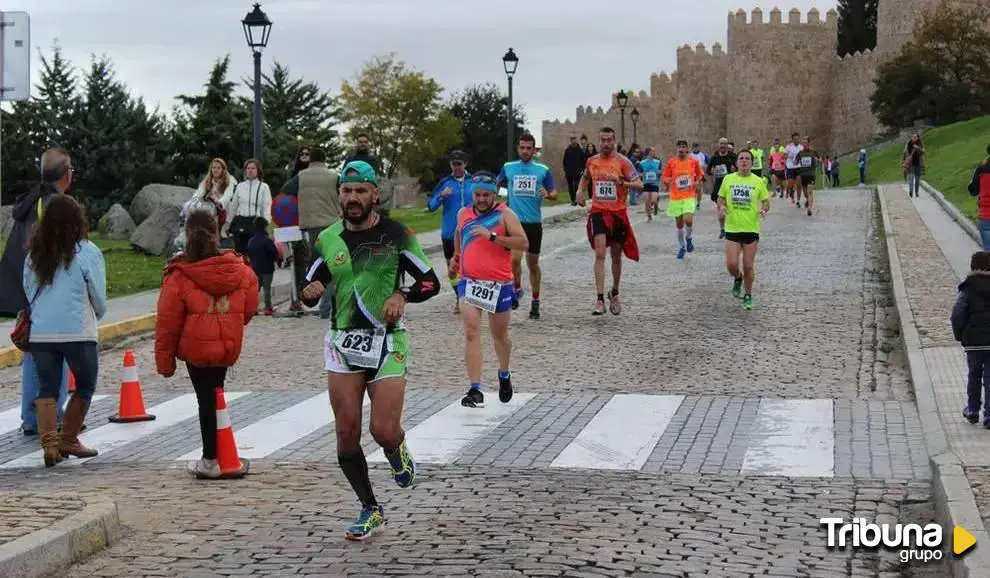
left=67, top=370, right=76, bottom=393
left=108, top=350, right=156, bottom=423
left=214, top=388, right=249, bottom=479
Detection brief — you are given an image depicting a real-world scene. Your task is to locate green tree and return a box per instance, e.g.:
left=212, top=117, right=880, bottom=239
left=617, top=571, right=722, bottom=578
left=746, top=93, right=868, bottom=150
left=871, top=4, right=990, bottom=127
left=339, top=53, right=461, bottom=180
left=172, top=55, right=253, bottom=186
left=836, top=0, right=878, bottom=56
left=0, top=42, right=80, bottom=204
left=425, top=83, right=527, bottom=187
left=241, top=61, right=344, bottom=185
left=72, top=56, right=171, bottom=221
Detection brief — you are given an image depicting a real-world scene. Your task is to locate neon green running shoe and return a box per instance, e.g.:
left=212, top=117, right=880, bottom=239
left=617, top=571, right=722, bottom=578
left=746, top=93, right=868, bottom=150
left=743, top=294, right=753, bottom=310
left=731, top=277, right=743, bottom=299
left=345, top=505, right=385, bottom=541
left=385, top=440, right=416, bottom=488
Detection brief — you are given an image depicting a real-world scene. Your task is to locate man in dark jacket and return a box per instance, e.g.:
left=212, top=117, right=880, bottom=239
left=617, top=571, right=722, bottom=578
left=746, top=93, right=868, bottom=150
left=0, top=147, right=74, bottom=435
left=0, top=147, right=74, bottom=316
left=563, top=136, right=586, bottom=206
left=343, top=133, right=382, bottom=174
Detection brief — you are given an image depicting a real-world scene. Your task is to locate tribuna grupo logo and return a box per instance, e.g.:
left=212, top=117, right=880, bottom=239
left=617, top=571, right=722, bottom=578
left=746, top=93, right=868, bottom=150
left=820, top=518, right=944, bottom=563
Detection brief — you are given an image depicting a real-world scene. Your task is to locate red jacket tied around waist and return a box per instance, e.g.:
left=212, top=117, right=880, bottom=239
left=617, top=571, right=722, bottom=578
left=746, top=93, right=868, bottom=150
left=154, top=251, right=259, bottom=376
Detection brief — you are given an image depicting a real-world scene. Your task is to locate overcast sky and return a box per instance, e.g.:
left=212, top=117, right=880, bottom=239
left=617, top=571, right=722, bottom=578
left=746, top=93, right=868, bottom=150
left=3, top=0, right=836, bottom=145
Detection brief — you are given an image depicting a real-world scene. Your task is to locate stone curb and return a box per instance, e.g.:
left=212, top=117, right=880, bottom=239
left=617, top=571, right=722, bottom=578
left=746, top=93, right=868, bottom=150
left=0, top=207, right=588, bottom=368
left=0, top=495, right=121, bottom=578
left=876, top=183, right=990, bottom=577
left=922, top=179, right=982, bottom=246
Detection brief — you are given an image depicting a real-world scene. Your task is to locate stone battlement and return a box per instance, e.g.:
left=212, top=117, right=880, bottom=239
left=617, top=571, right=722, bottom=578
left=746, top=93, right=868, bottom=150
left=676, top=42, right=726, bottom=61
left=649, top=72, right=676, bottom=98
left=727, top=7, right=837, bottom=27
left=837, top=47, right=876, bottom=61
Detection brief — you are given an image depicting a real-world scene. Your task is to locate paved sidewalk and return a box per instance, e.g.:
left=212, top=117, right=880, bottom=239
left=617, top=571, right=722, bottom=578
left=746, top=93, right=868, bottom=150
left=0, top=492, right=119, bottom=578
left=879, top=183, right=990, bottom=575
left=0, top=204, right=584, bottom=367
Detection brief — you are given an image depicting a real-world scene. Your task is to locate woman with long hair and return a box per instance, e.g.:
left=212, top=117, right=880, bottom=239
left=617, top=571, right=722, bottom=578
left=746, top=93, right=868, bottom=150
left=905, top=132, right=925, bottom=198
left=176, top=158, right=237, bottom=253
left=22, top=194, right=107, bottom=467
left=226, top=159, right=272, bottom=254
left=154, top=211, right=259, bottom=478
left=289, top=147, right=311, bottom=179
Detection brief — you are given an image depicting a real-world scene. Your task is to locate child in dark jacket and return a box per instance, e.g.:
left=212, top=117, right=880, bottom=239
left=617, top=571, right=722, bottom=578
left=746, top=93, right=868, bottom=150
left=951, top=250, right=990, bottom=427
left=245, top=217, right=277, bottom=315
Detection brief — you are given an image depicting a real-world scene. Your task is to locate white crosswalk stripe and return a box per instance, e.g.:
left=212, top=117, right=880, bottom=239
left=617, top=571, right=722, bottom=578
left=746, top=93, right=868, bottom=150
left=368, top=393, right=537, bottom=464
left=0, top=395, right=109, bottom=436
left=0, top=392, right=847, bottom=477
left=740, top=399, right=834, bottom=477
left=551, top=394, right=684, bottom=470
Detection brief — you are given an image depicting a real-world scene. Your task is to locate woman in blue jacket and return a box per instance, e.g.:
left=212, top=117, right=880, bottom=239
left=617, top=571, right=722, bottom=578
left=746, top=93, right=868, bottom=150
left=23, top=194, right=108, bottom=467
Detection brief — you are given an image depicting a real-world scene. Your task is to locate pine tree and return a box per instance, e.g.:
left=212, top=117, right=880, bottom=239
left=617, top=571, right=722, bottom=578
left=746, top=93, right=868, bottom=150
left=33, top=42, right=82, bottom=150
left=242, top=61, right=344, bottom=185
left=837, top=0, right=878, bottom=56
left=172, top=55, right=252, bottom=185
left=73, top=56, right=142, bottom=220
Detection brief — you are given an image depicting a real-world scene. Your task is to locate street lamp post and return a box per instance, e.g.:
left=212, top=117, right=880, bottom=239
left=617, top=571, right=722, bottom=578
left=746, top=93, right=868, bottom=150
left=242, top=3, right=272, bottom=162
left=502, top=48, right=519, bottom=164
left=616, top=90, right=628, bottom=145
left=630, top=107, right=640, bottom=145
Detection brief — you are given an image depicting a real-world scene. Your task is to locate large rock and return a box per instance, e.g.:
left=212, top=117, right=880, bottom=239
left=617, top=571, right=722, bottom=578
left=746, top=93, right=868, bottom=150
left=0, top=205, right=12, bottom=241
left=129, top=184, right=194, bottom=225
left=130, top=204, right=182, bottom=256
left=98, top=203, right=136, bottom=240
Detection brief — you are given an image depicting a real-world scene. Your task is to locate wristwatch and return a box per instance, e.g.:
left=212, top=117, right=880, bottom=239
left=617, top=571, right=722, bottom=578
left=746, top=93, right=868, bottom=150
left=489, top=231, right=497, bottom=243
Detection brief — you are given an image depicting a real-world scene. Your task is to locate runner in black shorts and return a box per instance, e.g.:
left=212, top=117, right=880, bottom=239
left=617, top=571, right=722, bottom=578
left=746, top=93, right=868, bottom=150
left=520, top=223, right=543, bottom=255
left=707, top=138, right=737, bottom=239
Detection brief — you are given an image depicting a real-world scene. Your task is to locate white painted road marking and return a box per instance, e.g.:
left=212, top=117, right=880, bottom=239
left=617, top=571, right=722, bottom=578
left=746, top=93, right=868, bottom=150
left=0, top=392, right=251, bottom=469
left=0, top=395, right=109, bottom=437
left=550, top=394, right=685, bottom=470
left=368, top=393, right=537, bottom=464
left=740, top=399, right=834, bottom=477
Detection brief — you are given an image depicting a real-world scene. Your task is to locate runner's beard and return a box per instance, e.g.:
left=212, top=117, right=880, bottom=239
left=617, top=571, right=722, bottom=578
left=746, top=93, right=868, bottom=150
left=344, top=201, right=374, bottom=224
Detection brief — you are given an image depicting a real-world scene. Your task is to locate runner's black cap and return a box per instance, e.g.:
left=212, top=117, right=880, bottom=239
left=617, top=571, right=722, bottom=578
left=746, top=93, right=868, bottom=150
left=449, top=150, right=467, bottom=163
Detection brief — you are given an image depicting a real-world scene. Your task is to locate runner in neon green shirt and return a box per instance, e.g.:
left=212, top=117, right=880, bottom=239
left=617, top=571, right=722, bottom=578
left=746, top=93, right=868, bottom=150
left=717, top=149, right=770, bottom=310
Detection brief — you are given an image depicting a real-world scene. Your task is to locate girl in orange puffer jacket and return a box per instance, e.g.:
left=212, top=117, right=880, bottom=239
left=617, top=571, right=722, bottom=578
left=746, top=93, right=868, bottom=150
left=154, top=211, right=259, bottom=479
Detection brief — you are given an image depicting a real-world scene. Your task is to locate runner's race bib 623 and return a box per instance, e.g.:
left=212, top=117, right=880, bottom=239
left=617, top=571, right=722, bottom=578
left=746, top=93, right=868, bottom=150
left=594, top=181, right=617, bottom=201
left=513, top=175, right=538, bottom=196
left=676, top=175, right=692, bottom=189
left=464, top=278, right=501, bottom=313
left=333, top=328, right=386, bottom=368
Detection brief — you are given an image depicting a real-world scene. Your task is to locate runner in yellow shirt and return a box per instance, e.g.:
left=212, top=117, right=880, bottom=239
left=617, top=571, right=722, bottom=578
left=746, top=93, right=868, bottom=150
left=717, top=149, right=770, bottom=310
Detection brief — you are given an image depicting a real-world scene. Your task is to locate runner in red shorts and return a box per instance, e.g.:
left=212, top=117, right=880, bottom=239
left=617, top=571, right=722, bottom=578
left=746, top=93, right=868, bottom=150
left=576, top=127, right=643, bottom=316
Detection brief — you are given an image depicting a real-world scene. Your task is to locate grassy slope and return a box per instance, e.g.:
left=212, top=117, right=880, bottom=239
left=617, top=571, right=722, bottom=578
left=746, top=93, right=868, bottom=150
left=839, top=115, right=990, bottom=221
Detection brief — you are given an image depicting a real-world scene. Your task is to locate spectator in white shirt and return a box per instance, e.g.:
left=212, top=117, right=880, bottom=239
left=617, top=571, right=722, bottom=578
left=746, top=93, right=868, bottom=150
left=224, top=159, right=272, bottom=254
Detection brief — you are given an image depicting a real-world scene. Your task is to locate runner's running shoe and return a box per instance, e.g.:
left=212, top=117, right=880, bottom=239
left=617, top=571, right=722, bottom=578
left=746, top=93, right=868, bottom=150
left=608, top=290, right=621, bottom=315
left=964, top=408, right=980, bottom=424
left=592, top=301, right=606, bottom=316
left=743, top=294, right=753, bottom=310
left=732, top=277, right=743, bottom=299
left=461, top=388, right=484, bottom=408
left=686, top=238, right=695, bottom=253
left=346, top=506, right=385, bottom=541
left=385, top=440, right=416, bottom=488
left=499, top=374, right=513, bottom=403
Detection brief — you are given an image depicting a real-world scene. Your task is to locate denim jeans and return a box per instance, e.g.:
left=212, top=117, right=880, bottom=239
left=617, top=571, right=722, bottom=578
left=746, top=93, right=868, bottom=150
left=979, top=220, right=990, bottom=251
left=20, top=352, right=69, bottom=430
left=967, top=350, right=990, bottom=417
left=30, top=342, right=99, bottom=402
left=908, top=165, right=922, bottom=195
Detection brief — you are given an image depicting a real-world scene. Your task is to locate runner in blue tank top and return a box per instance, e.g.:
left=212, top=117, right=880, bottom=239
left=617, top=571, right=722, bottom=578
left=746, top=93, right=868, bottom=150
left=639, top=147, right=663, bottom=222
left=496, top=133, right=556, bottom=320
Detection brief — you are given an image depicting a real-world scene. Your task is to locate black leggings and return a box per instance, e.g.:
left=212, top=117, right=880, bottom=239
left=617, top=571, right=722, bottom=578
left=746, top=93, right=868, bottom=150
left=187, top=364, right=228, bottom=460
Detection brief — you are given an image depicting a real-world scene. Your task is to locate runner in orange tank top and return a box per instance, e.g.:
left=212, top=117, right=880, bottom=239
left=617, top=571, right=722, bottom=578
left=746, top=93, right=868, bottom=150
left=450, top=171, right=528, bottom=409
left=576, top=127, right=643, bottom=317
left=662, top=139, right=704, bottom=260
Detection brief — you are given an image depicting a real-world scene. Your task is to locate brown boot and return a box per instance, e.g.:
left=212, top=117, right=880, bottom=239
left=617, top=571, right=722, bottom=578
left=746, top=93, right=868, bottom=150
left=59, top=396, right=97, bottom=458
left=34, top=398, right=63, bottom=467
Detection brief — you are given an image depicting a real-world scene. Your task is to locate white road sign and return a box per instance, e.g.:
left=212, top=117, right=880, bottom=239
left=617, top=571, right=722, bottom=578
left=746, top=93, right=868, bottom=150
left=1, top=12, right=31, bottom=102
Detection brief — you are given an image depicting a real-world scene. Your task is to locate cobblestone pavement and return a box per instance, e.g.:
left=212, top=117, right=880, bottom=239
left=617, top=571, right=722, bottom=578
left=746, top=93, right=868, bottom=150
left=0, top=191, right=948, bottom=576
left=0, top=491, right=84, bottom=546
